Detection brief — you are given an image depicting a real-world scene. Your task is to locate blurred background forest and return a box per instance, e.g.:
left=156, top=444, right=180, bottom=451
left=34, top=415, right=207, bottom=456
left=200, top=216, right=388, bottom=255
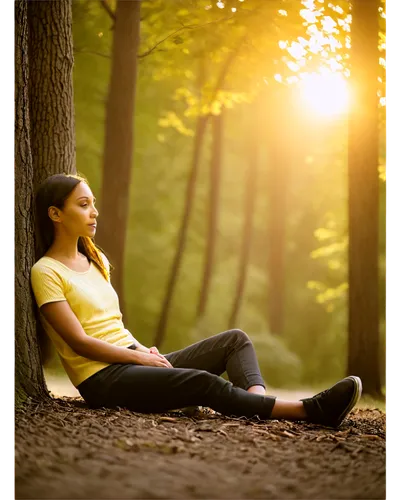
left=44, top=0, right=386, bottom=394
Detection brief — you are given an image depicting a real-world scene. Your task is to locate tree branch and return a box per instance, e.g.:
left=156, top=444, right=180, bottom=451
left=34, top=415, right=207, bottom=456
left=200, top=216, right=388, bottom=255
left=100, top=0, right=116, bottom=22
left=74, top=47, right=111, bottom=59
left=138, top=15, right=234, bottom=59
left=73, top=14, right=240, bottom=63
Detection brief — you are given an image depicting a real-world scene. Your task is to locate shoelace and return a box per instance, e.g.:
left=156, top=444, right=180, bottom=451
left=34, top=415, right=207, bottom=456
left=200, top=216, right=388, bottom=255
left=314, top=388, right=331, bottom=400
left=312, top=387, right=332, bottom=415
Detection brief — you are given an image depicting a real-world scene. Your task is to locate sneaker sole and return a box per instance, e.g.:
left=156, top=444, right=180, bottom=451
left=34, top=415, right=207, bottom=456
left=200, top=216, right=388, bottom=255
left=336, top=375, right=362, bottom=427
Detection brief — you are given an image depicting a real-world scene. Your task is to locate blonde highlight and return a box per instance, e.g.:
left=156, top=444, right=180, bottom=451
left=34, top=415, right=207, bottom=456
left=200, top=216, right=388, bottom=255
left=78, top=237, right=111, bottom=282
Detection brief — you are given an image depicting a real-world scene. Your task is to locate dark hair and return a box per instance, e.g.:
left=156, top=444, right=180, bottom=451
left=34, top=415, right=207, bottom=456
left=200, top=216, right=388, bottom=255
left=34, top=173, right=111, bottom=282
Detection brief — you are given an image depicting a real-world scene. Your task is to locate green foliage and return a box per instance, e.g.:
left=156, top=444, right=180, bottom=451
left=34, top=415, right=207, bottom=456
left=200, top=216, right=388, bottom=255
left=251, top=333, right=303, bottom=388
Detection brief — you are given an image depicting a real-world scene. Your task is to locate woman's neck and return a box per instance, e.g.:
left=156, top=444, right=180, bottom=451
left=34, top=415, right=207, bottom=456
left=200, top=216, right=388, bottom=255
left=46, top=234, right=81, bottom=260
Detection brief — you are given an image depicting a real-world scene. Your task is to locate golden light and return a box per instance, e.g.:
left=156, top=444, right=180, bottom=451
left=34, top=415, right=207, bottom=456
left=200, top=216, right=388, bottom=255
left=275, top=0, right=386, bottom=118
left=299, top=72, right=349, bottom=117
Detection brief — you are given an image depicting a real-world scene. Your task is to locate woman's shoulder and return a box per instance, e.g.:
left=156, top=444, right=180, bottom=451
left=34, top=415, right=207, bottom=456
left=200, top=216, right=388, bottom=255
left=32, top=256, right=54, bottom=270
left=30, top=257, right=68, bottom=304
left=31, top=256, right=66, bottom=279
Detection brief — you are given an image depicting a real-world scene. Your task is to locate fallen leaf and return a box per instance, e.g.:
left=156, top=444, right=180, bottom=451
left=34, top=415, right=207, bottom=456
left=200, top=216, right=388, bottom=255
left=158, top=416, right=178, bottom=423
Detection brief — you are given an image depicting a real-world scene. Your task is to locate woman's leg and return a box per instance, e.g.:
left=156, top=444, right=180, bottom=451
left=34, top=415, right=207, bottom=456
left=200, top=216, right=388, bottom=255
left=164, top=329, right=267, bottom=394
left=87, top=364, right=277, bottom=419
left=79, top=364, right=362, bottom=427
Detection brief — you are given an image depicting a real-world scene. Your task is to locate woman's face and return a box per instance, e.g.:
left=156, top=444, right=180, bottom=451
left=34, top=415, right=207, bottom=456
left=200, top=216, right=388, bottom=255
left=51, top=181, right=99, bottom=238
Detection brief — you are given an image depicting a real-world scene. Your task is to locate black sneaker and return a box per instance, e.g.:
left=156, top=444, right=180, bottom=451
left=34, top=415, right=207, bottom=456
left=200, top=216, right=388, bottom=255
left=300, top=376, right=362, bottom=428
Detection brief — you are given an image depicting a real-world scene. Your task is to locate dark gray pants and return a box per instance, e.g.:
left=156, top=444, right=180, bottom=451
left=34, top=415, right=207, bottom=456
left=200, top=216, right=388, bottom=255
left=78, top=329, right=277, bottom=419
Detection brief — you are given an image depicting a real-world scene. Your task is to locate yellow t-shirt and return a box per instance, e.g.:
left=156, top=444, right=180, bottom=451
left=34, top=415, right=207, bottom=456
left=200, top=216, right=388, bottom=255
left=30, top=253, right=135, bottom=387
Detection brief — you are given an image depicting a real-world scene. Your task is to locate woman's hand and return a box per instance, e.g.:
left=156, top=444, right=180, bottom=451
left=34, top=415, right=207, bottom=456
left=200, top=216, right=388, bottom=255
left=149, top=346, right=161, bottom=356
left=149, top=346, right=173, bottom=368
left=136, top=350, right=173, bottom=368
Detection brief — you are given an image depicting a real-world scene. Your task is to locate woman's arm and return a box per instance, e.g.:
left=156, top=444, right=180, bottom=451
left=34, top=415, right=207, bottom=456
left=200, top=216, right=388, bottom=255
left=40, top=301, right=172, bottom=367
left=131, top=340, right=151, bottom=354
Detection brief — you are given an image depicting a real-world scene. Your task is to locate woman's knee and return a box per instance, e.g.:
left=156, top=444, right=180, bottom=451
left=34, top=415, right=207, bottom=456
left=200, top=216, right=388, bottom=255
left=227, top=328, right=251, bottom=345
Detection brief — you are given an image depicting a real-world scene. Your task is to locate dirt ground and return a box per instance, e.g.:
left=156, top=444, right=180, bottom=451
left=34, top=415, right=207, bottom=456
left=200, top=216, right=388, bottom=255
left=15, top=393, right=385, bottom=500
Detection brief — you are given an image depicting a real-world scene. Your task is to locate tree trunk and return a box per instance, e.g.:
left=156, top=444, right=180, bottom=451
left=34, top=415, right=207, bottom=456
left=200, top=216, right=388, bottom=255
left=27, top=0, right=76, bottom=366
left=228, top=105, right=258, bottom=329
left=154, top=113, right=208, bottom=349
left=15, top=0, right=76, bottom=404
left=196, top=112, right=224, bottom=320
left=15, top=0, right=48, bottom=406
left=265, top=86, right=292, bottom=336
left=95, top=0, right=141, bottom=316
left=28, top=0, right=76, bottom=191
left=347, top=0, right=382, bottom=397
left=154, top=43, right=242, bottom=349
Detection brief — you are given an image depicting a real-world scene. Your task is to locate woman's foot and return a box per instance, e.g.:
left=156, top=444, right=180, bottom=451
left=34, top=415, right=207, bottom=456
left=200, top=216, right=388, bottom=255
left=301, top=376, right=362, bottom=428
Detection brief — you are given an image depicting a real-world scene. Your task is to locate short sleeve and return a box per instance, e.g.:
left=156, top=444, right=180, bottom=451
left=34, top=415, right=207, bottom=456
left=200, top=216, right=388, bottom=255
left=30, top=264, right=67, bottom=308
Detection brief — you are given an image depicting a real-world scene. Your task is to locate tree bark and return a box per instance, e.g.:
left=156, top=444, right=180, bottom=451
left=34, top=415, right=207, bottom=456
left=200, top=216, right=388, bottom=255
left=347, top=0, right=382, bottom=397
left=228, top=104, right=258, bottom=329
left=28, top=0, right=76, bottom=365
left=15, top=0, right=76, bottom=404
left=28, top=0, right=76, bottom=192
left=95, top=0, right=141, bottom=316
left=15, top=0, right=49, bottom=406
left=196, top=112, right=224, bottom=320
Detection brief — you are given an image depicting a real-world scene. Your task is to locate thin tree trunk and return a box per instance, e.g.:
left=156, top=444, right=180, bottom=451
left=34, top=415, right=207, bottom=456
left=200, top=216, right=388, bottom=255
left=154, top=41, right=244, bottom=349
left=196, top=111, right=224, bottom=320
left=15, top=0, right=49, bottom=406
left=347, top=0, right=382, bottom=397
left=95, top=0, right=141, bottom=316
left=265, top=86, right=291, bottom=336
left=154, top=110, right=208, bottom=348
left=228, top=105, right=258, bottom=329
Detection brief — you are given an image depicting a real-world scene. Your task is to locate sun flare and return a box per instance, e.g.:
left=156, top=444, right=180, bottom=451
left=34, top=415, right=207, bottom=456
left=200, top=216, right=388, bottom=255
left=299, top=72, right=349, bottom=117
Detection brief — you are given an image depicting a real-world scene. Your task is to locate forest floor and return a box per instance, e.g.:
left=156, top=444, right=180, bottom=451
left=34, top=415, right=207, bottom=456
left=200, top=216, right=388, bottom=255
left=15, top=378, right=386, bottom=500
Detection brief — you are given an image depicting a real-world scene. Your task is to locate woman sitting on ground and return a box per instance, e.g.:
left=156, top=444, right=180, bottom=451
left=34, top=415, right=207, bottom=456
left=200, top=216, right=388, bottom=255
left=30, top=173, right=362, bottom=428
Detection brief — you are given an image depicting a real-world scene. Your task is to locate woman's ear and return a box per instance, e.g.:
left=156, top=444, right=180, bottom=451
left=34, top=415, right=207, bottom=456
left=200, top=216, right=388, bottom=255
left=48, top=206, right=61, bottom=223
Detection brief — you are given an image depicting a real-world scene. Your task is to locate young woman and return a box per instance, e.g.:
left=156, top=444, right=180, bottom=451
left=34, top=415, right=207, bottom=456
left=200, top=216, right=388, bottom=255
left=30, top=173, right=362, bottom=428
